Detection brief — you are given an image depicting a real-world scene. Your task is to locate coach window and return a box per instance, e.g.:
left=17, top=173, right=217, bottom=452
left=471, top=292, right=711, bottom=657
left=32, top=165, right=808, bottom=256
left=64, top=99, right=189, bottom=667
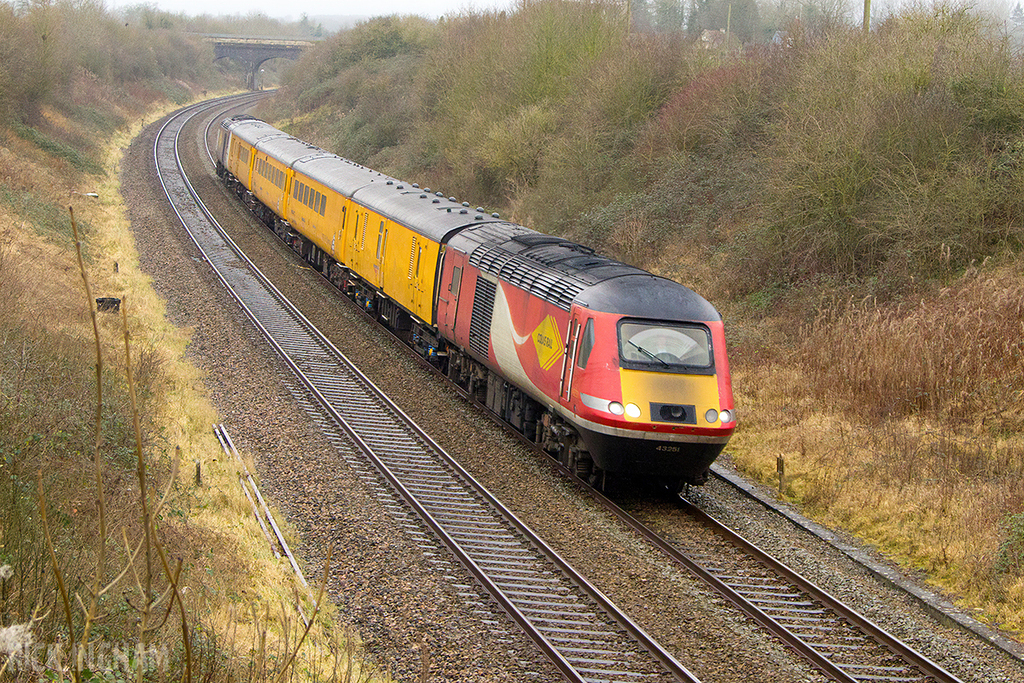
left=576, top=318, right=595, bottom=369
left=376, top=221, right=385, bottom=259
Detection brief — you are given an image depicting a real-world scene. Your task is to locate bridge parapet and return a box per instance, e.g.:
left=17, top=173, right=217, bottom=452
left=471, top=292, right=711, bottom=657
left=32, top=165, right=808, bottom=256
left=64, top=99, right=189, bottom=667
left=205, top=36, right=315, bottom=89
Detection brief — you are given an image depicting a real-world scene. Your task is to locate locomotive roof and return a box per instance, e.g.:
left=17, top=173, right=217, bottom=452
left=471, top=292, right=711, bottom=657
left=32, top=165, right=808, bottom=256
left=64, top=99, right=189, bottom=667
left=450, top=222, right=720, bottom=320
left=585, top=275, right=721, bottom=321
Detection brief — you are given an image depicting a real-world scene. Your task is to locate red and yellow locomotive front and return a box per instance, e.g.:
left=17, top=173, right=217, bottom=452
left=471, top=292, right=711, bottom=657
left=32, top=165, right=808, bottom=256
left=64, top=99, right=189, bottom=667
left=566, top=308, right=734, bottom=485
left=490, top=274, right=734, bottom=485
left=439, top=217, right=736, bottom=488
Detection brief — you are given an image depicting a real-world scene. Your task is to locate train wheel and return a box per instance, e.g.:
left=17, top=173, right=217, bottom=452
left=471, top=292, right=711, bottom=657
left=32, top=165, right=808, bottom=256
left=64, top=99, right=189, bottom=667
left=563, top=444, right=593, bottom=481
left=662, top=478, right=685, bottom=495
left=573, top=449, right=593, bottom=479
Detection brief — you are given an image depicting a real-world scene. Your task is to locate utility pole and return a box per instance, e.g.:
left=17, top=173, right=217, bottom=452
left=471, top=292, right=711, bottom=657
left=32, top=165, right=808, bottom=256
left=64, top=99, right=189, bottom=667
left=863, top=0, right=870, bottom=32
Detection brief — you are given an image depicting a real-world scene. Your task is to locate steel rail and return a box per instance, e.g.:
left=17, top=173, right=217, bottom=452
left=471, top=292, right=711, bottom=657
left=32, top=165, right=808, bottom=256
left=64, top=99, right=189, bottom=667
left=677, top=500, right=962, bottom=683
left=564, top=475, right=964, bottom=683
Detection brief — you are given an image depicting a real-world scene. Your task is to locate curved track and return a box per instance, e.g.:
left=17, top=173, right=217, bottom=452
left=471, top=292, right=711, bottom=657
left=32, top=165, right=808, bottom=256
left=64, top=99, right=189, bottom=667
left=157, top=96, right=701, bottom=683
left=440, top=368, right=966, bottom=683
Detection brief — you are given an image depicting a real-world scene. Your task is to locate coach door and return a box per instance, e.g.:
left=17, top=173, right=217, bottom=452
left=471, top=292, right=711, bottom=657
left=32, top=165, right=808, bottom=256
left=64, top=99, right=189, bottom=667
left=218, top=131, right=230, bottom=168
left=373, top=219, right=388, bottom=289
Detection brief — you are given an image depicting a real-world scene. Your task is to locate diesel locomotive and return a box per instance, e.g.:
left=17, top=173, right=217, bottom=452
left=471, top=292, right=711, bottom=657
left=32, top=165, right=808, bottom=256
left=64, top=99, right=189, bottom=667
left=216, top=114, right=735, bottom=490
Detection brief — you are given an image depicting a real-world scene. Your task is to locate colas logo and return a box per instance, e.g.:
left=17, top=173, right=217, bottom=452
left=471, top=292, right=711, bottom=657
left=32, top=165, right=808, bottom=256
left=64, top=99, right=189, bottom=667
left=532, top=315, right=562, bottom=371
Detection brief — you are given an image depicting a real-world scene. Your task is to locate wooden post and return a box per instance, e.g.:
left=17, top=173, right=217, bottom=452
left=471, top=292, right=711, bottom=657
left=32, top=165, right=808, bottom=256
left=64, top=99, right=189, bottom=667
left=776, top=454, right=785, bottom=494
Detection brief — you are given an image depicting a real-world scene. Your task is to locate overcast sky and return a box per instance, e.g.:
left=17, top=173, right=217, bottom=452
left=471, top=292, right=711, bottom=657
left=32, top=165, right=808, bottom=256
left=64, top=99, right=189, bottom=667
left=107, top=0, right=517, bottom=21
left=104, top=0, right=1018, bottom=26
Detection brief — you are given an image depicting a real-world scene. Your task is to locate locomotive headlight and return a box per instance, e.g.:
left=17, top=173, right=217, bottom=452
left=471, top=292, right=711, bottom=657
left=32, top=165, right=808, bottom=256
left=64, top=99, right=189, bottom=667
left=705, top=409, right=719, bottom=424
left=625, top=403, right=642, bottom=418
left=719, top=409, right=735, bottom=424
left=608, top=401, right=625, bottom=416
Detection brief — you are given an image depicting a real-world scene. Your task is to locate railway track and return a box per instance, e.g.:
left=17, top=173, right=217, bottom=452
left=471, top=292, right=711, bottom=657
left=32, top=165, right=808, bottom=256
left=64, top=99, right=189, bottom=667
left=606, top=493, right=964, bottom=683
left=284, top=236, right=969, bottom=682
left=157, top=96, right=700, bottom=683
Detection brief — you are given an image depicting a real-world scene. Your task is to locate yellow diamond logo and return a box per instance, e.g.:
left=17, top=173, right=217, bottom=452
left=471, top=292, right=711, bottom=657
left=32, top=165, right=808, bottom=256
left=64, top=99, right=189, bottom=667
left=532, top=315, right=562, bottom=371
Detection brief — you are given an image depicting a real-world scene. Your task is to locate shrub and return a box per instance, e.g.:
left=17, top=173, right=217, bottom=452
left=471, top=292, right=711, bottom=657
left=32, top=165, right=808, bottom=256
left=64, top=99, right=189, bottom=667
left=742, top=5, right=1024, bottom=291
left=997, top=513, right=1024, bottom=577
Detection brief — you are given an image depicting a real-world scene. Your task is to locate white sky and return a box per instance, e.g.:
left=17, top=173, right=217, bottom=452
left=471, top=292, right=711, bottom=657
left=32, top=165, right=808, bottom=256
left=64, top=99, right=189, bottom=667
left=106, top=0, right=518, bottom=21
left=103, top=0, right=1018, bottom=27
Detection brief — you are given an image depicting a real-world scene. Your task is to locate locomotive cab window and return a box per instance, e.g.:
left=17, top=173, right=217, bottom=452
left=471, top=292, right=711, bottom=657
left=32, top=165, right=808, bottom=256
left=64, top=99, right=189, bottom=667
left=618, top=321, right=712, bottom=373
left=576, top=318, right=595, bottom=369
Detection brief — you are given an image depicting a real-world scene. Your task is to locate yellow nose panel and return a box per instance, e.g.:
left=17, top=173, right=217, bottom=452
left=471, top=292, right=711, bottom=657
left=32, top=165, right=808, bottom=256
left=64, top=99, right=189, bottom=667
left=619, top=369, right=720, bottom=421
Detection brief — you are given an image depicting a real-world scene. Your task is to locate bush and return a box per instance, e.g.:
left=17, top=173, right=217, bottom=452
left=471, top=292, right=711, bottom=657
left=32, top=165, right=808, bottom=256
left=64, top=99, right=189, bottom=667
left=997, top=513, right=1024, bottom=577
left=742, top=6, right=1024, bottom=291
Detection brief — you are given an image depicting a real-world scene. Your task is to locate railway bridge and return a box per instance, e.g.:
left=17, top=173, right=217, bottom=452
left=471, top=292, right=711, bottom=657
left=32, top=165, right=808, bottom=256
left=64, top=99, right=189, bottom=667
left=208, top=36, right=316, bottom=90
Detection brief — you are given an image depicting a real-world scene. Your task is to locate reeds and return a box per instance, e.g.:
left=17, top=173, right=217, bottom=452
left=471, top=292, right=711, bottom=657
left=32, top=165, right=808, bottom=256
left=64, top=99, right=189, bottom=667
left=800, top=267, right=1024, bottom=427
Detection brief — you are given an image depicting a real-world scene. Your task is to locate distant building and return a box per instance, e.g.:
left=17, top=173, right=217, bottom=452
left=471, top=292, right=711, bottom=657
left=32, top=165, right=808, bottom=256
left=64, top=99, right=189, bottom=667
left=701, top=29, right=727, bottom=49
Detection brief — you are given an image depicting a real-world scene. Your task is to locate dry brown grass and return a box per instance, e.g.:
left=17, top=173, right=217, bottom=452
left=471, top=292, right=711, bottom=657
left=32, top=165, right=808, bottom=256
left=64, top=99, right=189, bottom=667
left=729, top=263, right=1024, bottom=634
left=0, top=105, right=386, bottom=680
left=800, top=265, right=1024, bottom=426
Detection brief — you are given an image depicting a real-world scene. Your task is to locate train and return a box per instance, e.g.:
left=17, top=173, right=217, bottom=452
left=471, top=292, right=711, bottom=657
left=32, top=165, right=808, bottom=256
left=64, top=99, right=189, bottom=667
left=216, top=114, right=735, bottom=491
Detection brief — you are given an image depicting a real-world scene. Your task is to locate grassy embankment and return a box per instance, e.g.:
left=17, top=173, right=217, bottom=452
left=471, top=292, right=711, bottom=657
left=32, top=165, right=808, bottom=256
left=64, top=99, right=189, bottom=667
left=263, top=1, right=1024, bottom=634
left=1, top=2, right=386, bottom=680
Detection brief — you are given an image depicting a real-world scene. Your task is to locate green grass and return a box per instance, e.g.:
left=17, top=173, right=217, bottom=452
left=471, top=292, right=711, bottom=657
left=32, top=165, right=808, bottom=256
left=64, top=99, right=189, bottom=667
left=0, top=183, right=96, bottom=244
left=11, top=122, right=105, bottom=176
